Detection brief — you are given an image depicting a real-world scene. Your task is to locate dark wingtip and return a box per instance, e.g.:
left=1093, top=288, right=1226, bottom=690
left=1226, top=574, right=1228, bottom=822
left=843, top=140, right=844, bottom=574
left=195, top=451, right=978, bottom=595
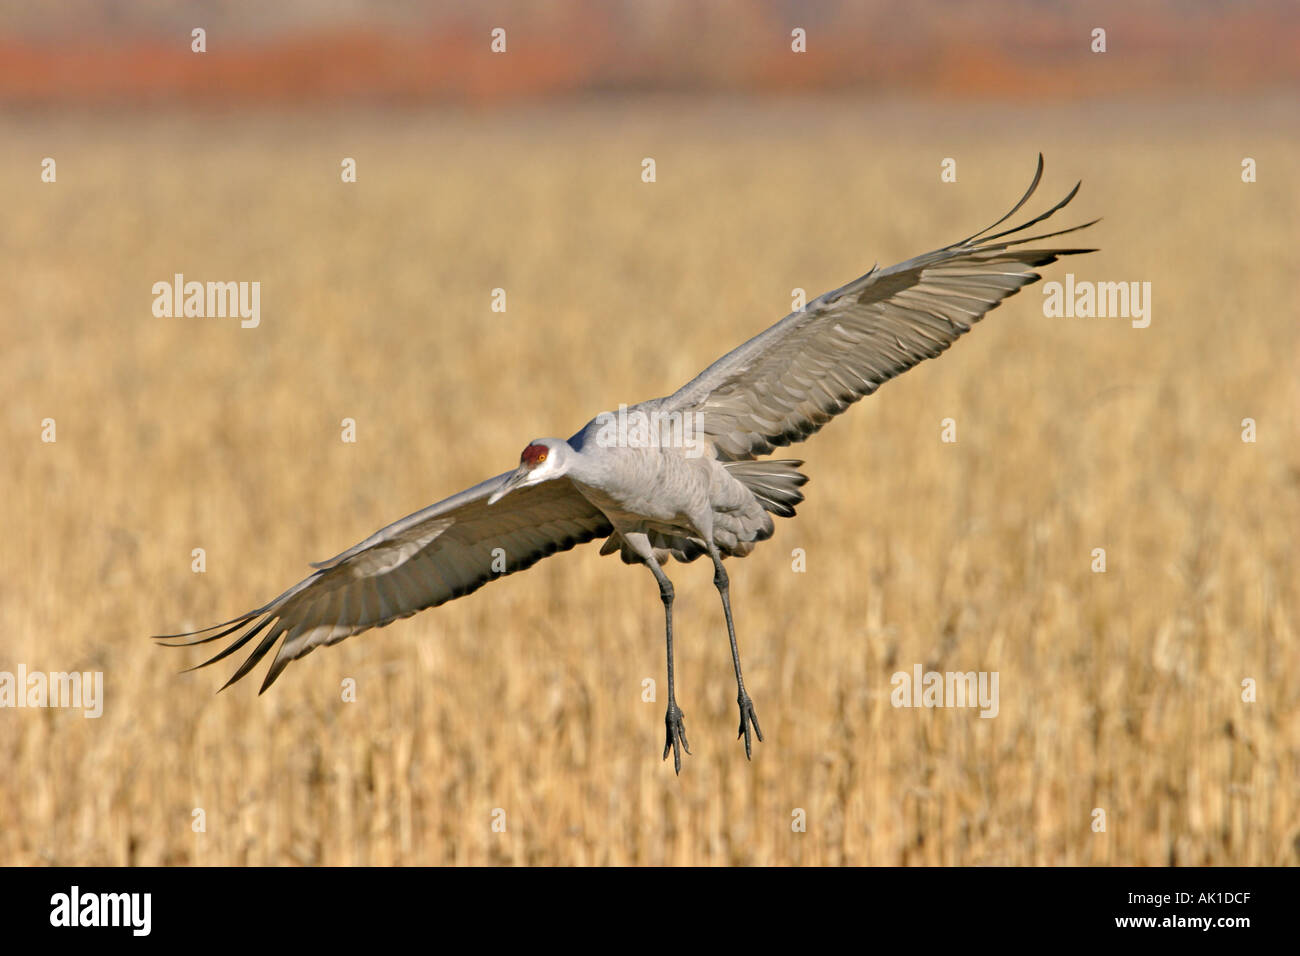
left=257, top=660, right=289, bottom=695
left=958, top=153, right=1048, bottom=246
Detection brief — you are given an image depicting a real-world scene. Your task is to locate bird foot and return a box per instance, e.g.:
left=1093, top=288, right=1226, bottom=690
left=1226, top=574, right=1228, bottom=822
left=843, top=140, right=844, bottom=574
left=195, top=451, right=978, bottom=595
left=662, top=702, right=691, bottom=774
left=737, top=693, right=764, bottom=759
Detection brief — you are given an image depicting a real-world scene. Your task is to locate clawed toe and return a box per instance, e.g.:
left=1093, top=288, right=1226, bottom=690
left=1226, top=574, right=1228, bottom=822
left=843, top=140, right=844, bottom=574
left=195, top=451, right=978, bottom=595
left=736, top=694, right=764, bottom=759
left=662, top=702, right=691, bottom=774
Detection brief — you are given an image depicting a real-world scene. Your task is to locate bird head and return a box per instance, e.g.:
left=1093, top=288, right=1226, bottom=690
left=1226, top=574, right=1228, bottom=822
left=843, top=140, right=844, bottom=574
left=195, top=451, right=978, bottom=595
left=488, top=438, right=568, bottom=504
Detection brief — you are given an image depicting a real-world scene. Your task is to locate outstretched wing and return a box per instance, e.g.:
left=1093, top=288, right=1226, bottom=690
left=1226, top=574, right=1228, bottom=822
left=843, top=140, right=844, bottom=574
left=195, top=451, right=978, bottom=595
left=156, top=473, right=612, bottom=692
left=661, top=155, right=1098, bottom=460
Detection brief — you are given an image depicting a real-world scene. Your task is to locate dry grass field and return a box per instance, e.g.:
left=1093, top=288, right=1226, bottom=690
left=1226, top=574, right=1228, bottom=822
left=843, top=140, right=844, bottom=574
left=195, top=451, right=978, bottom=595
left=2, top=99, right=1297, bottom=865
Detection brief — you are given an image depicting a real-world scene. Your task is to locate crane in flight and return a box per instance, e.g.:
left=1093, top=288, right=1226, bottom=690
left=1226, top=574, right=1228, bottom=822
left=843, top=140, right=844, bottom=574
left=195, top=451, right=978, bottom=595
left=158, top=156, right=1096, bottom=772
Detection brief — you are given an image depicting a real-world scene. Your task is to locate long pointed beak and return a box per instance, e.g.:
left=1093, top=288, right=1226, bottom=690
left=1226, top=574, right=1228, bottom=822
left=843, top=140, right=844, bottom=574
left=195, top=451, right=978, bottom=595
left=487, top=466, right=529, bottom=506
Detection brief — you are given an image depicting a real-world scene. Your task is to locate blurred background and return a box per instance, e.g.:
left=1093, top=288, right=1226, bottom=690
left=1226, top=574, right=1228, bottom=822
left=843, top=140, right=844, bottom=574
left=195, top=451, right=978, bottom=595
left=2, top=0, right=1299, bottom=105
left=1, top=1, right=1297, bottom=865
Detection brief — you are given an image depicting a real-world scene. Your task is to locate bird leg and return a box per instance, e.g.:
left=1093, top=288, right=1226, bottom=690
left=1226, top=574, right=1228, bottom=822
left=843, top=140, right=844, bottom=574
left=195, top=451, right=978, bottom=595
left=646, top=555, right=690, bottom=773
left=709, top=545, right=763, bottom=758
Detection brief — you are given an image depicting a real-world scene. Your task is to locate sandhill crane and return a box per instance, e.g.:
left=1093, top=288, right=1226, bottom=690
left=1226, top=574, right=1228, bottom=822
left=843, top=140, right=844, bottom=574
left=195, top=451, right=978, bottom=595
left=159, top=156, right=1096, bottom=772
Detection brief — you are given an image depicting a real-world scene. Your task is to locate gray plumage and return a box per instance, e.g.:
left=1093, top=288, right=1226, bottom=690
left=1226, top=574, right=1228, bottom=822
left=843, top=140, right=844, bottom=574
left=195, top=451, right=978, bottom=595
left=158, top=155, right=1097, bottom=771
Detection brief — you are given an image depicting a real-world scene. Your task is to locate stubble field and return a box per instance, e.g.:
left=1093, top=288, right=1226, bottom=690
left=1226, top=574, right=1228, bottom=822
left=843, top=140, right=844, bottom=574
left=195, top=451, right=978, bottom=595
left=2, top=99, right=1297, bottom=865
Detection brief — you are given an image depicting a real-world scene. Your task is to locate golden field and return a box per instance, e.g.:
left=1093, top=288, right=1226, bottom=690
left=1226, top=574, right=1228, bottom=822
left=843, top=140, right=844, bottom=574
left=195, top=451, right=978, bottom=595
left=1, top=99, right=1297, bottom=865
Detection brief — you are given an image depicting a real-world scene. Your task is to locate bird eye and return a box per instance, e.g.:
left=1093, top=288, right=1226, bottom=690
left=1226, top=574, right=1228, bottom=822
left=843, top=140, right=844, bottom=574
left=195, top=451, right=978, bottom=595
left=536, top=452, right=547, bottom=464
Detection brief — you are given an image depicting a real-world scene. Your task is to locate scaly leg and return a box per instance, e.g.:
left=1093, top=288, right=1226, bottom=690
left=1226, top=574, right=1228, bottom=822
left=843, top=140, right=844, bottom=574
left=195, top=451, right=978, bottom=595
left=644, top=551, right=690, bottom=773
left=709, top=544, right=763, bottom=758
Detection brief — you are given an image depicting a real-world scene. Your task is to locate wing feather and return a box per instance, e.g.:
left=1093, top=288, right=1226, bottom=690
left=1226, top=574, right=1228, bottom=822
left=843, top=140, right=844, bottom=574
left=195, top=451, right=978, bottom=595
left=662, top=155, right=1098, bottom=460
left=157, top=472, right=612, bottom=692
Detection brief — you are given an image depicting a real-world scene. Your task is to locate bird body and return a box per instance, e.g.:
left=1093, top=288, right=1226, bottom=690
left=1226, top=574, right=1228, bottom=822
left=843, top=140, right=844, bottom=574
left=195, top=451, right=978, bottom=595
left=561, top=415, right=801, bottom=563
left=159, top=156, right=1097, bottom=772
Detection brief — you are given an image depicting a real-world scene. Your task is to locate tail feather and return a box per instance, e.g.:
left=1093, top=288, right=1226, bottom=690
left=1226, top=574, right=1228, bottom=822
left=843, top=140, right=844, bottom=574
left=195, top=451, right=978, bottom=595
left=723, top=458, right=808, bottom=518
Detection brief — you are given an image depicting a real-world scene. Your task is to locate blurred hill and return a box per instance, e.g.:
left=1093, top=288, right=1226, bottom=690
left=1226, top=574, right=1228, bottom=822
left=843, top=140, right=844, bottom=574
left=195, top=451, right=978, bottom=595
left=0, top=0, right=1296, bottom=106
